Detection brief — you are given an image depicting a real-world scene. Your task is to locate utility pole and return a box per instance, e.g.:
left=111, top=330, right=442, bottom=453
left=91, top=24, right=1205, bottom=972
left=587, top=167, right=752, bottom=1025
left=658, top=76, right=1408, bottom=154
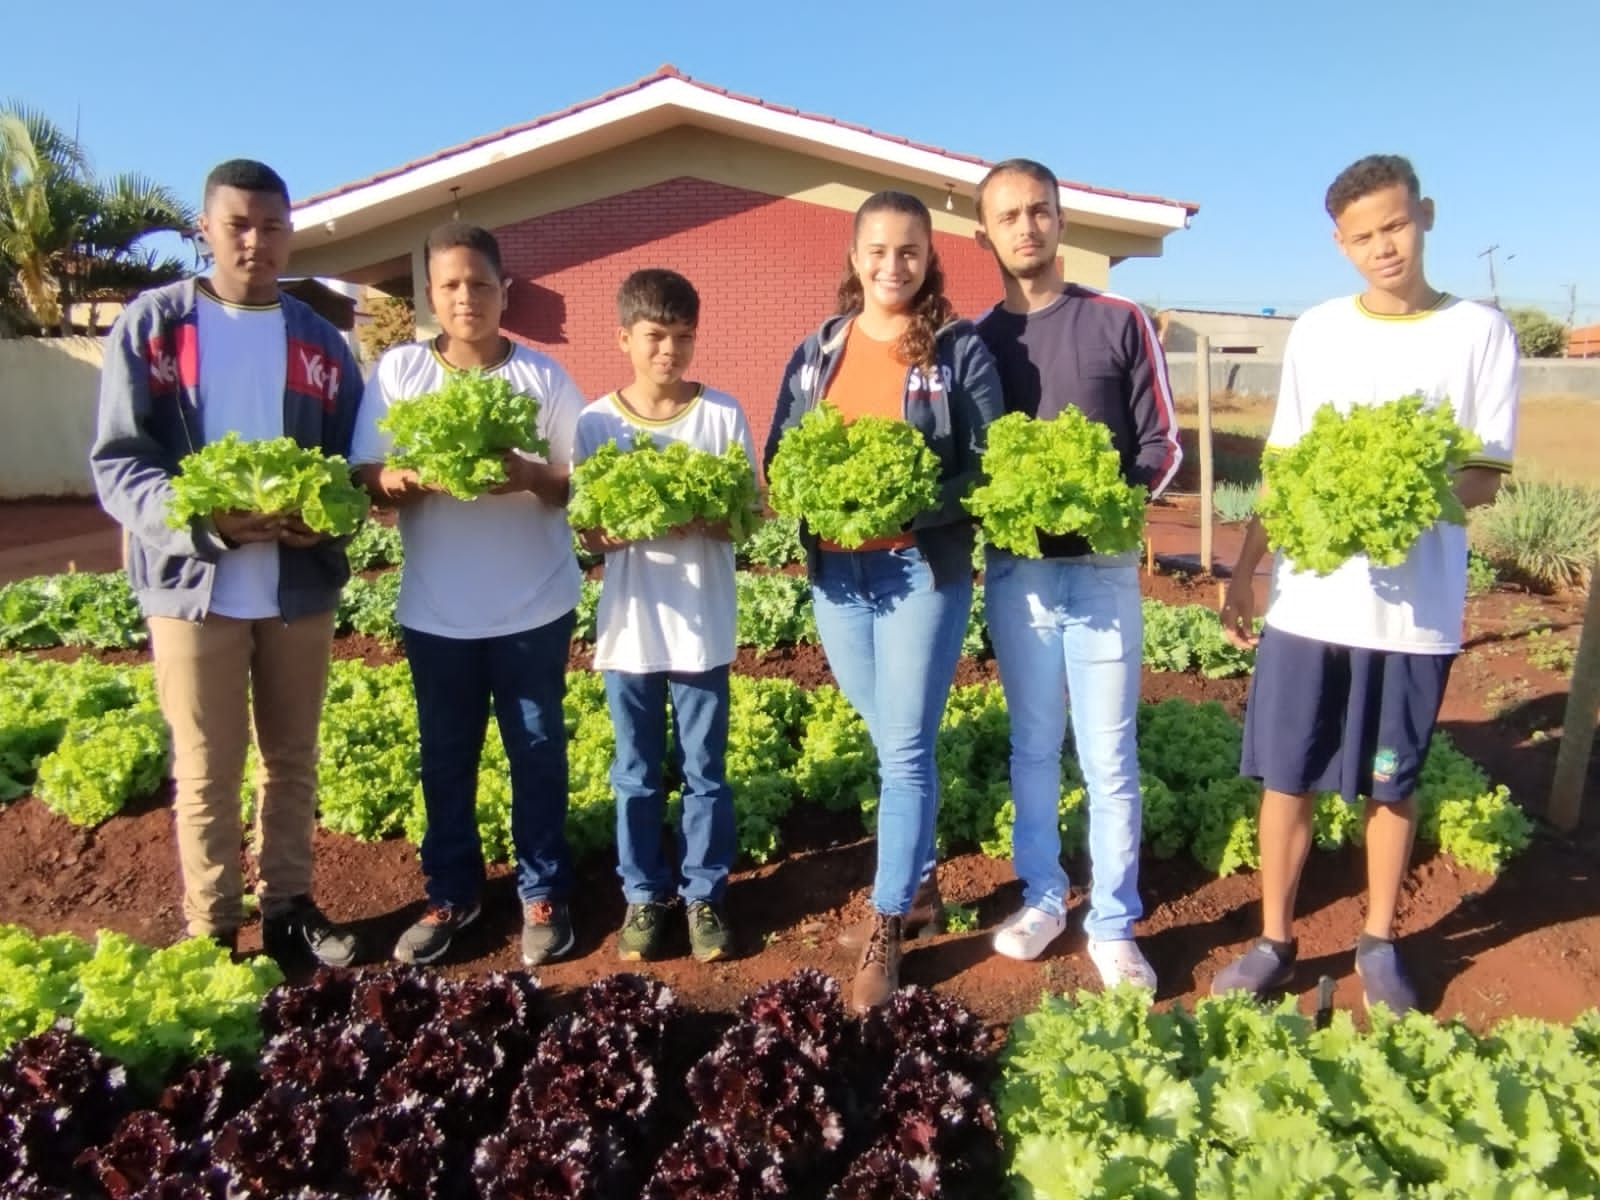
left=1566, top=285, right=1579, bottom=357
left=1477, top=245, right=1514, bottom=305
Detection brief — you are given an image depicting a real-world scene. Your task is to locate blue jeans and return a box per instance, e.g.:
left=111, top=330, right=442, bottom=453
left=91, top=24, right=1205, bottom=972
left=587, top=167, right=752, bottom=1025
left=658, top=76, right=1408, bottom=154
left=811, top=546, right=971, bottom=915
left=402, top=612, right=575, bottom=908
left=605, top=666, right=735, bottom=904
left=984, top=551, right=1143, bottom=941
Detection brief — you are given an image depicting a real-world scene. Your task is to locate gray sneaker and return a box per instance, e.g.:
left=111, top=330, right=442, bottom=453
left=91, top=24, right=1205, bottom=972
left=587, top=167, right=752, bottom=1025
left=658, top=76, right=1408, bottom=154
left=394, top=901, right=481, bottom=965
left=1211, top=937, right=1296, bottom=998
left=522, top=898, right=575, bottom=966
left=1356, top=938, right=1418, bottom=1014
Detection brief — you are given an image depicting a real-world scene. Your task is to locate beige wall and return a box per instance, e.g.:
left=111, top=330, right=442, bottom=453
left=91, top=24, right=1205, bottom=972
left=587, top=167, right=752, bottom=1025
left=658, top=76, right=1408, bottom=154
left=0, top=337, right=104, bottom=497
left=291, top=127, right=1160, bottom=309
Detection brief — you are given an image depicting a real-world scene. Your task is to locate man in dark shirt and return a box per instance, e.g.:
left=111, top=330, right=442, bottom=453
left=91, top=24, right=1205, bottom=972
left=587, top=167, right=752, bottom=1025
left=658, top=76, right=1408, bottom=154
left=973, top=158, right=1181, bottom=985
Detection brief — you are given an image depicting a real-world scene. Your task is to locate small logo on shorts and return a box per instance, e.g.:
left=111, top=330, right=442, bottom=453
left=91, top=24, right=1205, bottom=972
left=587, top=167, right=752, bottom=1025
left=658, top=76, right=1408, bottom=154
left=1372, top=748, right=1399, bottom=784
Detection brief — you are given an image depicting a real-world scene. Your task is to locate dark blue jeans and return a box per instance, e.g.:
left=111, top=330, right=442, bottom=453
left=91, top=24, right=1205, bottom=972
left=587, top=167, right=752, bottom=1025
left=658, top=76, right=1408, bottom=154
left=402, top=611, right=574, bottom=908
left=604, top=665, right=735, bottom=904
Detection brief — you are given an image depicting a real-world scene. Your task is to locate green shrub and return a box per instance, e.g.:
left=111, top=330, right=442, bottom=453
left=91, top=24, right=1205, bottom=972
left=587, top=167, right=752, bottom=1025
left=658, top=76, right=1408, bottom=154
left=1504, top=306, right=1568, bottom=358
left=1472, top=479, right=1600, bottom=591
left=1466, top=549, right=1498, bottom=595
left=1212, top=481, right=1259, bottom=524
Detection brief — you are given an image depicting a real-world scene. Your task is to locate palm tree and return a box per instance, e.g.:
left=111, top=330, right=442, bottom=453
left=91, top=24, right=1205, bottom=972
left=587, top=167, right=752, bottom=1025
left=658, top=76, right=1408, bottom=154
left=1, top=102, right=194, bottom=334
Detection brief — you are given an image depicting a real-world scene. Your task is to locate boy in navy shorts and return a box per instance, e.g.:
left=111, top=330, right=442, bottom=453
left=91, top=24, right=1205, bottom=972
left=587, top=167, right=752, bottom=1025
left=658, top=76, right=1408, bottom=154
left=1211, top=155, right=1517, bottom=1013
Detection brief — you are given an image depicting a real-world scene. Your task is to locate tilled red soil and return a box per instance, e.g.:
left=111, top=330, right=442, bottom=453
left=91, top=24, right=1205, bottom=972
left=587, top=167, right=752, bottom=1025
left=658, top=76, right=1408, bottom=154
left=1, top=505, right=1596, bottom=1034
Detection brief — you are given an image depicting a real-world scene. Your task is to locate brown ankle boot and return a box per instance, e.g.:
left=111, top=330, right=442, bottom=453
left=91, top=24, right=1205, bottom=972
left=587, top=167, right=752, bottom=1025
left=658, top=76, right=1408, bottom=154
left=840, top=872, right=942, bottom=950
left=850, top=912, right=903, bottom=1013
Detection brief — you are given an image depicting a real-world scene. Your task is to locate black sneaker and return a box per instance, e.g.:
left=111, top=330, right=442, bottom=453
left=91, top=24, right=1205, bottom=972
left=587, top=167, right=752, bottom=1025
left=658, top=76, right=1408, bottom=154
left=687, top=901, right=733, bottom=963
left=262, top=896, right=358, bottom=968
left=394, top=901, right=482, bottom=965
left=522, top=899, right=575, bottom=966
left=617, top=900, right=673, bottom=962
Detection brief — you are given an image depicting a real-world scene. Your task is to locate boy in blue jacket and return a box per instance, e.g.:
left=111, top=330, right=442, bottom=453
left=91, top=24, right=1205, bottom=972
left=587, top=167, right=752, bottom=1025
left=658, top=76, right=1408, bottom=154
left=91, top=159, right=363, bottom=966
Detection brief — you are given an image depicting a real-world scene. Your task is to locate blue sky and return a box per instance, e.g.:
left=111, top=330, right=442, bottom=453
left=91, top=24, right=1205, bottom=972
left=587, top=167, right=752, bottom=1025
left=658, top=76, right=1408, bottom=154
left=11, top=0, right=1596, bottom=321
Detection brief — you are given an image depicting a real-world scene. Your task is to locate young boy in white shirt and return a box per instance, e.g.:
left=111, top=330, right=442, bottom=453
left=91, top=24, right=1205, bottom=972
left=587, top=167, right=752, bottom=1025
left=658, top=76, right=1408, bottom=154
left=351, top=222, right=586, bottom=968
left=1212, top=155, right=1517, bottom=1012
left=572, top=269, right=756, bottom=963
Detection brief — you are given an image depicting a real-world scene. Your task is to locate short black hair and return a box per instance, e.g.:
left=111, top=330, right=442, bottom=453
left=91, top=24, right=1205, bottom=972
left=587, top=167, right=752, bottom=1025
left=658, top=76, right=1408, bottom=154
left=617, top=268, right=699, bottom=328
left=203, top=159, right=290, bottom=208
left=975, top=158, right=1059, bottom=222
left=423, top=222, right=503, bottom=281
left=1325, top=155, right=1420, bottom=219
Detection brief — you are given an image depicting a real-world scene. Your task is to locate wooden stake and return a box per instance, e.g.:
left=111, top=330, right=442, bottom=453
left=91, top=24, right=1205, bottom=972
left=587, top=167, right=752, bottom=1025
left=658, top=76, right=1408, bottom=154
left=1196, top=335, right=1215, bottom=576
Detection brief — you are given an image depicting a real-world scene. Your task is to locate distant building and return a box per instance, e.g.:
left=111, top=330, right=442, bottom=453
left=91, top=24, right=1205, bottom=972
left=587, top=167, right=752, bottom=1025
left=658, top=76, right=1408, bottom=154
left=1567, top=322, right=1600, bottom=358
left=287, top=66, right=1198, bottom=433
left=1158, top=307, right=1296, bottom=356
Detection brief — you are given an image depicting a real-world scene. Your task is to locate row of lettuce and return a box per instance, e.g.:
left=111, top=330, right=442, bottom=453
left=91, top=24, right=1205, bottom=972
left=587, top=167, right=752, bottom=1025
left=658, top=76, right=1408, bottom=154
left=5, top=920, right=1597, bottom=1199
left=1, top=650, right=1533, bottom=879
left=2, top=562, right=1253, bottom=678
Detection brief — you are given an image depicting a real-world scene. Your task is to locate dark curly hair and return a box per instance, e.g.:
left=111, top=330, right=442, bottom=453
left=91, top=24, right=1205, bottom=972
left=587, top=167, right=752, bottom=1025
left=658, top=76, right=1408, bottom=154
left=835, top=191, right=955, bottom=371
left=1324, top=155, right=1420, bottom=219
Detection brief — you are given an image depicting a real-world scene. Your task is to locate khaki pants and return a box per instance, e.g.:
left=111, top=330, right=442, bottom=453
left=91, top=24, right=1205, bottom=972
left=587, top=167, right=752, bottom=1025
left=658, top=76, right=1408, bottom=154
left=148, top=610, right=335, bottom=936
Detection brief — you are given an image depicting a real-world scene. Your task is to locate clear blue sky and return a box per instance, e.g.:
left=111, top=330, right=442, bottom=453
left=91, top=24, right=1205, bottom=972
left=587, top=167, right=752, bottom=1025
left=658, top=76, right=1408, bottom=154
left=11, top=0, right=1597, bottom=321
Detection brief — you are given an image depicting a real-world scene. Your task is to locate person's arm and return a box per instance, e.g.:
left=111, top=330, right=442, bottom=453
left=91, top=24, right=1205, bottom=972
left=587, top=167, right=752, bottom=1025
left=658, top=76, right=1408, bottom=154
left=89, top=306, right=230, bottom=560
left=762, top=342, right=810, bottom=476
left=1123, top=305, right=1183, bottom=498
left=1219, top=328, right=1306, bottom=647
left=910, top=332, right=1004, bottom=530
left=495, top=358, right=584, bottom=507
left=1455, top=311, right=1519, bottom=511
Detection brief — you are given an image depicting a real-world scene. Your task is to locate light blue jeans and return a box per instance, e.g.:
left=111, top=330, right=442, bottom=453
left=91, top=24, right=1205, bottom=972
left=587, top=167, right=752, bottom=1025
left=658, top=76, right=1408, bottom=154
left=984, top=550, right=1144, bottom=941
left=810, top=546, right=971, bottom=915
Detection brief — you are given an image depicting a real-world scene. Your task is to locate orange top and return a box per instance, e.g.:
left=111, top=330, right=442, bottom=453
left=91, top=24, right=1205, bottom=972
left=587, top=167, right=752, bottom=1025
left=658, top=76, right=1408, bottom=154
left=818, top=322, right=917, bottom=552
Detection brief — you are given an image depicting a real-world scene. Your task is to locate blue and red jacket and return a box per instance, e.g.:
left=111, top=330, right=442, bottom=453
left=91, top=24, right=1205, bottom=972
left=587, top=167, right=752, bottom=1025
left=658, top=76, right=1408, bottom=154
left=90, top=278, right=365, bottom=621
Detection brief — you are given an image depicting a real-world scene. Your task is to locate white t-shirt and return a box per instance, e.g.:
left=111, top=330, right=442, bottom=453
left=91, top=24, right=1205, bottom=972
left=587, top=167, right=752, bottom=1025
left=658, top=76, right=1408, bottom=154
left=573, top=387, right=756, bottom=673
left=350, top=339, right=585, bottom=639
left=1263, top=294, right=1518, bottom=654
left=197, top=287, right=286, bottom=620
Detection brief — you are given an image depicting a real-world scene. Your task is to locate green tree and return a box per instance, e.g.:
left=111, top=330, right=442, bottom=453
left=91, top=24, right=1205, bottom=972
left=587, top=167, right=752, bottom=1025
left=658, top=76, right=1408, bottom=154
left=1, top=102, right=195, bottom=334
left=1504, top=306, right=1568, bottom=358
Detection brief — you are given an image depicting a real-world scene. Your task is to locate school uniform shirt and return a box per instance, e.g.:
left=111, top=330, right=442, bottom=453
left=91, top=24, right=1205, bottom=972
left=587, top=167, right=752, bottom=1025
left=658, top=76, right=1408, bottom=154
left=573, top=387, right=756, bottom=673
left=1262, top=294, right=1518, bottom=654
left=350, top=339, right=584, bottom=639
left=196, top=285, right=286, bottom=619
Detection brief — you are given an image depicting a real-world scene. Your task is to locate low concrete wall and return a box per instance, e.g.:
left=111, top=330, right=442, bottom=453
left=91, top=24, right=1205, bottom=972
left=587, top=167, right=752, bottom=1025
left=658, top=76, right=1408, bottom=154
left=0, top=337, right=104, bottom=498
left=1164, top=353, right=1600, bottom=399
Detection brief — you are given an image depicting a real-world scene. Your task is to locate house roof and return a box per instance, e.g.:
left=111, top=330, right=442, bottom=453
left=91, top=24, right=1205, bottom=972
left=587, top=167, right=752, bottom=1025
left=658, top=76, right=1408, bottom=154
left=291, top=66, right=1197, bottom=247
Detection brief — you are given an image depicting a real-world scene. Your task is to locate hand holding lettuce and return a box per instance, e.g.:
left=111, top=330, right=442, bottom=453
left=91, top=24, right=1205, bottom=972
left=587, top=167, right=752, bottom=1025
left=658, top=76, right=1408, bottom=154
left=963, top=409, right=1146, bottom=557
left=569, top=432, right=758, bottom=544
left=1258, top=393, right=1480, bottom=575
left=377, top=368, right=549, bottom=499
left=166, top=433, right=368, bottom=537
left=766, top=403, right=939, bottom=547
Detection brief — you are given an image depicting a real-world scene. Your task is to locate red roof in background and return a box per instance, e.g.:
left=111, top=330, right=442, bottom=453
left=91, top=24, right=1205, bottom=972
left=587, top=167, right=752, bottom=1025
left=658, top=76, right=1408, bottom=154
left=296, top=65, right=1200, bottom=214
left=1569, top=323, right=1600, bottom=357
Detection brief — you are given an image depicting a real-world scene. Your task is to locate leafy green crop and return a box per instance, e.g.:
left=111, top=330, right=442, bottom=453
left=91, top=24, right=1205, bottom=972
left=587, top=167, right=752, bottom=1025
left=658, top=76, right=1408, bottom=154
left=735, top=572, right=817, bottom=652
left=1141, top=598, right=1256, bottom=678
left=737, top=515, right=804, bottom=568
left=0, top=571, right=145, bottom=650
left=34, top=705, right=169, bottom=827
left=378, top=368, right=549, bottom=498
left=1259, top=394, right=1481, bottom=575
left=345, top=520, right=403, bottom=571
left=0, top=923, right=280, bottom=1083
left=767, top=403, right=939, bottom=547
left=570, top=432, right=758, bottom=543
left=167, top=432, right=369, bottom=535
left=998, top=987, right=1600, bottom=1199
left=336, top=569, right=401, bottom=643
left=0, top=656, right=151, bottom=805
left=964, top=409, right=1146, bottom=556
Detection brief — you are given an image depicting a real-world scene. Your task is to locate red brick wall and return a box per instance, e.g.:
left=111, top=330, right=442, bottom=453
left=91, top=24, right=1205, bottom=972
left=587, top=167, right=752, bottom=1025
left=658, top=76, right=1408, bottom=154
left=494, top=177, right=1000, bottom=444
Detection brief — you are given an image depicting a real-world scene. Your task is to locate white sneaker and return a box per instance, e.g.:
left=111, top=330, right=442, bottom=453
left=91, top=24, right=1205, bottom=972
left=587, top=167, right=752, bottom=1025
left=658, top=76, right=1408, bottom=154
left=1088, top=937, right=1157, bottom=990
left=992, top=906, right=1067, bottom=961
